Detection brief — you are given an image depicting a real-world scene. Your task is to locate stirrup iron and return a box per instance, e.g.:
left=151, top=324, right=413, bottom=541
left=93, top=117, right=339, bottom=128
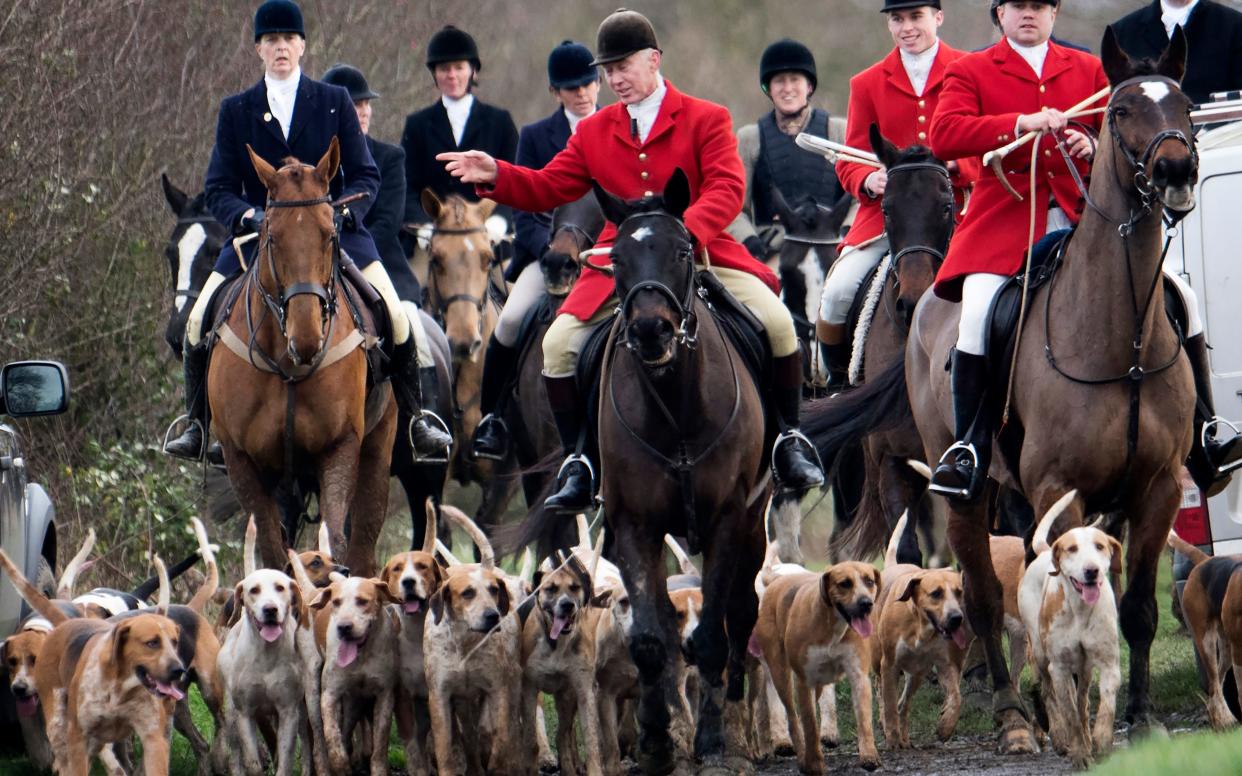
left=471, top=413, right=510, bottom=462
left=928, top=441, right=979, bottom=499
left=162, top=415, right=204, bottom=461
left=408, top=410, right=452, bottom=465
left=556, top=452, right=596, bottom=486
left=1203, top=417, right=1242, bottom=474
left=770, top=429, right=826, bottom=487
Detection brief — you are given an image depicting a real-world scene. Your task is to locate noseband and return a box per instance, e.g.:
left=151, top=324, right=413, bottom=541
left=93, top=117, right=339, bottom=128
left=615, top=211, right=699, bottom=359
left=882, top=161, right=955, bottom=269
left=426, top=223, right=496, bottom=341
left=1107, top=75, right=1198, bottom=217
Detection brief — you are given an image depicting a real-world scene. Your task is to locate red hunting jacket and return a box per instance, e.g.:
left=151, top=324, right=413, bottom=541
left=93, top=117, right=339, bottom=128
left=480, top=80, right=778, bottom=321
left=837, top=42, right=981, bottom=250
left=929, top=37, right=1109, bottom=301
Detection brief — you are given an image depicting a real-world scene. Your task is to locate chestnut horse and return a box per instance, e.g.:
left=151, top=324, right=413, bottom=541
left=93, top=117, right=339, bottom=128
left=208, top=139, right=396, bottom=576
left=810, top=31, right=1197, bottom=756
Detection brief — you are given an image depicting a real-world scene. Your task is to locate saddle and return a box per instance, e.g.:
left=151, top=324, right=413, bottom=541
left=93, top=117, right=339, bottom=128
left=842, top=257, right=890, bottom=385
left=982, top=228, right=1072, bottom=384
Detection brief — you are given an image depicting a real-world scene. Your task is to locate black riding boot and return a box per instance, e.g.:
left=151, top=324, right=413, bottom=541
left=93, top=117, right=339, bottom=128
left=822, top=341, right=851, bottom=393
left=1185, top=334, right=1242, bottom=496
left=772, top=352, right=826, bottom=493
left=471, top=336, right=520, bottom=461
left=391, top=338, right=453, bottom=462
left=164, top=343, right=209, bottom=460
left=930, top=350, right=990, bottom=502
left=543, top=374, right=595, bottom=514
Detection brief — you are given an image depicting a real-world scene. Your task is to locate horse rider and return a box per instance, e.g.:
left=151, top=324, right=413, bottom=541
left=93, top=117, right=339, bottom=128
left=1108, top=0, right=1242, bottom=105
left=927, top=0, right=1242, bottom=501
left=816, top=0, right=979, bottom=391
left=163, top=0, right=451, bottom=463
left=439, top=8, right=825, bottom=513
left=400, top=25, right=518, bottom=256
left=726, top=39, right=848, bottom=263
left=471, top=40, right=601, bottom=461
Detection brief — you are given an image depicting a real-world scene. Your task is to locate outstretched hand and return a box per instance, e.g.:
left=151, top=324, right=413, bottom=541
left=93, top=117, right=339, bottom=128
left=436, top=151, right=499, bottom=185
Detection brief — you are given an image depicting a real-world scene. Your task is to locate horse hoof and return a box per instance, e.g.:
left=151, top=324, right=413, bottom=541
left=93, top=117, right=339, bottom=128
left=820, top=736, right=839, bottom=749
left=997, top=724, right=1038, bottom=755
left=1128, top=717, right=1169, bottom=741
left=638, top=746, right=676, bottom=776
left=697, top=755, right=754, bottom=776
left=774, top=742, right=795, bottom=757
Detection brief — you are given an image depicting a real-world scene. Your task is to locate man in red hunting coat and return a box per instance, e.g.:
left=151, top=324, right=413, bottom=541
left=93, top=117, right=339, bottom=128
left=438, top=8, right=824, bottom=512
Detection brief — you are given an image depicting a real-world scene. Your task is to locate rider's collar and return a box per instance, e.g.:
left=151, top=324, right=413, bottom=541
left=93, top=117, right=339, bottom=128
left=264, top=66, right=301, bottom=96
left=1006, top=37, right=1049, bottom=78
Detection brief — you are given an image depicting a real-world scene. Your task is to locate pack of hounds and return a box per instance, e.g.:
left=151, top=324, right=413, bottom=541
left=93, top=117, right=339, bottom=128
left=0, top=488, right=1225, bottom=775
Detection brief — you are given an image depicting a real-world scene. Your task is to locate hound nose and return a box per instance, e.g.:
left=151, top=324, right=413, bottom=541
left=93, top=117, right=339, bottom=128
left=167, top=667, right=187, bottom=685
left=1083, top=566, right=1100, bottom=583
left=337, top=623, right=355, bottom=639
left=401, top=577, right=416, bottom=590
left=857, top=598, right=874, bottom=616
left=557, top=600, right=576, bottom=616
left=262, top=605, right=279, bottom=621
left=482, top=609, right=500, bottom=630
left=334, top=564, right=351, bottom=577
left=946, top=612, right=964, bottom=632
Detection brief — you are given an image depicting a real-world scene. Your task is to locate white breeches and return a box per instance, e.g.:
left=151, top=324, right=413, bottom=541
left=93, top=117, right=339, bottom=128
left=818, top=237, right=890, bottom=326
left=185, top=271, right=227, bottom=348
left=493, top=262, right=546, bottom=348
left=956, top=273, right=1009, bottom=356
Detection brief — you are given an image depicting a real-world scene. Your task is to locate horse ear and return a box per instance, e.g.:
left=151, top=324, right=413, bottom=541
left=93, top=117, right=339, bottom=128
left=1100, top=26, right=1135, bottom=88
left=421, top=188, right=444, bottom=222
left=868, top=123, right=900, bottom=169
left=1156, top=24, right=1188, bottom=85
left=161, top=173, right=188, bottom=217
left=316, top=136, right=341, bottom=185
left=247, top=144, right=279, bottom=191
left=827, top=191, right=854, bottom=236
left=593, top=182, right=631, bottom=228
left=475, top=198, right=498, bottom=221
left=768, top=184, right=797, bottom=227
left=663, top=168, right=691, bottom=220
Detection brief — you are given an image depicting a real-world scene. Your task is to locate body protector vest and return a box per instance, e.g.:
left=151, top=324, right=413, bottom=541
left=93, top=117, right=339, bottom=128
left=752, top=108, right=844, bottom=226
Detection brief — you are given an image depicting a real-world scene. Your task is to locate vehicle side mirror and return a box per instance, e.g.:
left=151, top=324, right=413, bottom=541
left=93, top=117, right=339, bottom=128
left=0, top=361, right=70, bottom=418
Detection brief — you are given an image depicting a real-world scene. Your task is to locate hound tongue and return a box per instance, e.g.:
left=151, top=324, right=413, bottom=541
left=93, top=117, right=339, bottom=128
left=1078, top=581, right=1101, bottom=605
left=15, top=696, right=38, bottom=717
left=403, top=599, right=422, bottom=614
left=259, top=623, right=283, bottom=642
left=849, top=616, right=873, bottom=638
left=550, top=616, right=568, bottom=641
left=951, top=628, right=969, bottom=650
left=154, top=681, right=186, bottom=701
left=337, top=639, right=359, bottom=667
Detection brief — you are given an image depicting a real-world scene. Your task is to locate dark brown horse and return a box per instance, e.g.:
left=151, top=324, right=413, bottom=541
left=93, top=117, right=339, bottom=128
left=809, top=31, right=1197, bottom=756
left=208, top=139, right=396, bottom=576
left=593, top=171, right=768, bottom=772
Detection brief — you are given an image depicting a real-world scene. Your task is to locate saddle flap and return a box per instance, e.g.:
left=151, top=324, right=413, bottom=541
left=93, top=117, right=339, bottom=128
left=984, top=228, right=1073, bottom=381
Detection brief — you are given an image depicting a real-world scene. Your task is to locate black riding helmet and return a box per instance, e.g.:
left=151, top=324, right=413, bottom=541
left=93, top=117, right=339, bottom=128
left=590, top=8, right=660, bottom=67
left=426, top=25, right=481, bottom=72
left=253, top=0, right=304, bottom=42
left=991, top=0, right=1059, bottom=27
left=880, top=0, right=941, bottom=11
left=548, top=40, right=599, bottom=89
left=759, top=39, right=817, bottom=94
left=322, top=63, right=380, bottom=102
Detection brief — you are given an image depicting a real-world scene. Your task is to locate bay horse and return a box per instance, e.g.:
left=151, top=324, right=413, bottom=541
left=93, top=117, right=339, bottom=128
left=506, top=194, right=604, bottom=512
left=159, top=176, right=453, bottom=557
left=593, top=170, right=768, bottom=772
left=207, top=139, right=395, bottom=576
left=810, top=30, right=1197, bottom=754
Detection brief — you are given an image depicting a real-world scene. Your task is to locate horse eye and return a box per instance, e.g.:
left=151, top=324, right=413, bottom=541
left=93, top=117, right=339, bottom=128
left=1114, top=107, right=1129, bottom=119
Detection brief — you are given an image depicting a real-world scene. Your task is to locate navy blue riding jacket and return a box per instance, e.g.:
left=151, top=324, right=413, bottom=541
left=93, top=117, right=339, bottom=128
left=204, top=75, right=381, bottom=275
left=512, top=107, right=572, bottom=277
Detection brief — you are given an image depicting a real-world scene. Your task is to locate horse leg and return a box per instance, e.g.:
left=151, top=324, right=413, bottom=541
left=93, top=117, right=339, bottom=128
left=224, top=449, right=285, bottom=568
left=947, top=500, right=1036, bottom=753
left=318, top=434, right=364, bottom=575
left=768, top=491, right=804, bottom=566
left=612, top=519, right=680, bottom=775
left=1120, top=474, right=1181, bottom=736
left=718, top=516, right=765, bottom=770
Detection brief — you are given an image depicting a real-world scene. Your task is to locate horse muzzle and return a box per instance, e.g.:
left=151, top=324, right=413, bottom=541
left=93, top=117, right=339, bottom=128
left=1151, top=155, right=1197, bottom=212
left=626, top=316, right=676, bottom=366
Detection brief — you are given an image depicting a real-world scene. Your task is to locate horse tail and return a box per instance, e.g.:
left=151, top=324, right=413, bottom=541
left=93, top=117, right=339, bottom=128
left=830, top=468, right=891, bottom=562
left=1167, top=530, right=1210, bottom=567
left=803, top=357, right=911, bottom=467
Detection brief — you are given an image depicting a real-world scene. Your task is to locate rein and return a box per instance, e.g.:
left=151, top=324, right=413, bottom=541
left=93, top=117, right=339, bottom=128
left=881, top=160, right=954, bottom=329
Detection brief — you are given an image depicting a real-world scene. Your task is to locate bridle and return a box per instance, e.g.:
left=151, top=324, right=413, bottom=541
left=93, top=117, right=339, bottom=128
left=168, top=213, right=225, bottom=308
left=613, top=211, right=700, bottom=362
left=425, top=223, right=498, bottom=339
left=882, top=160, right=955, bottom=271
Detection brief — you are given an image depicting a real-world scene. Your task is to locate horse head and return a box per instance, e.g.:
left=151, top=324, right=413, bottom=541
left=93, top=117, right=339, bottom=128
left=422, top=189, right=496, bottom=360
left=770, top=185, right=852, bottom=328
left=543, top=193, right=604, bottom=296
left=160, top=174, right=227, bottom=358
left=247, top=137, right=340, bottom=365
left=1100, top=26, right=1197, bottom=213
left=870, top=124, right=954, bottom=327
left=593, top=169, right=696, bottom=369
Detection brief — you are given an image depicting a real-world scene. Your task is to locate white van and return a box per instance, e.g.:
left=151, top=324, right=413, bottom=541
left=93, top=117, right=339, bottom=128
left=1167, top=94, right=1242, bottom=558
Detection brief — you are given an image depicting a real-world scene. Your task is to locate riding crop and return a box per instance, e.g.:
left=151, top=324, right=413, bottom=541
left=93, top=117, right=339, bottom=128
left=794, top=134, right=884, bottom=169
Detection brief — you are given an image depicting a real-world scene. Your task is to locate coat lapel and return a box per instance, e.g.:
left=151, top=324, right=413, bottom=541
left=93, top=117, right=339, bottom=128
left=551, top=108, right=571, bottom=148
left=1040, top=42, right=1073, bottom=83
left=643, top=82, right=684, bottom=146
left=994, top=39, right=1039, bottom=84
left=927, top=44, right=951, bottom=93
left=611, top=103, right=640, bottom=150
left=1143, top=0, right=1172, bottom=55
left=429, top=101, right=457, bottom=151
left=251, top=79, right=287, bottom=147
left=883, top=48, right=917, bottom=98
left=285, top=76, right=317, bottom=148
left=459, top=99, right=481, bottom=150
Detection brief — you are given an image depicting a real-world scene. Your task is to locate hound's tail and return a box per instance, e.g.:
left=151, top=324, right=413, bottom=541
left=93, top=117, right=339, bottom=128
left=442, top=504, right=494, bottom=570
left=664, top=535, right=699, bottom=577
left=153, top=557, right=171, bottom=614
left=243, top=515, right=257, bottom=577
left=1031, top=491, right=1081, bottom=555
left=422, top=499, right=438, bottom=555
left=1167, top=530, right=1210, bottom=567
left=187, top=518, right=219, bottom=615
left=287, top=549, right=316, bottom=599
left=884, top=511, right=910, bottom=570
left=0, top=549, right=68, bottom=626
left=57, top=528, right=96, bottom=599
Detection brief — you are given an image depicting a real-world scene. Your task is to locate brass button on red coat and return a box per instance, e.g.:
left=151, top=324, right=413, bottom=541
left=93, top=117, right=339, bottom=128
left=638, top=152, right=648, bottom=161
left=640, top=171, right=649, bottom=180
left=1039, top=85, right=1047, bottom=93
left=918, top=131, right=927, bottom=140
left=643, top=190, right=654, bottom=197
left=918, top=115, right=926, bottom=123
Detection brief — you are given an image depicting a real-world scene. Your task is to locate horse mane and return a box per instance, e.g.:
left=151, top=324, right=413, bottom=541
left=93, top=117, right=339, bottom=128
left=891, top=144, right=944, bottom=169
left=1120, top=57, right=1164, bottom=79
left=435, top=194, right=478, bottom=227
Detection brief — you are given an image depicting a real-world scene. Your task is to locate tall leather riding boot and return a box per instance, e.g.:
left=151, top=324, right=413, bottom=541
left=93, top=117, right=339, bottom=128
left=772, top=352, right=826, bottom=493
left=1185, top=333, right=1242, bottom=496
left=391, top=338, right=453, bottom=461
left=543, top=374, right=595, bottom=514
left=822, top=342, right=851, bottom=392
left=471, top=336, right=520, bottom=461
left=164, top=343, right=209, bottom=460
left=930, top=350, right=990, bottom=502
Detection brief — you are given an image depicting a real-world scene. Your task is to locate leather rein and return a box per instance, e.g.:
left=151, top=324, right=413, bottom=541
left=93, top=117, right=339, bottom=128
left=881, top=160, right=955, bottom=330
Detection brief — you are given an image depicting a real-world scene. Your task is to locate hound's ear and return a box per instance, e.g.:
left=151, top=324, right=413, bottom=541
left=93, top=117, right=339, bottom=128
left=1157, top=24, right=1188, bottom=84
left=291, top=583, right=307, bottom=624
left=532, top=570, right=544, bottom=594
left=375, top=580, right=402, bottom=606
left=1108, top=536, right=1124, bottom=578
left=161, top=173, right=189, bottom=216
left=309, top=587, right=333, bottom=611
left=1050, top=542, right=1064, bottom=577
left=431, top=586, right=451, bottom=625
left=110, top=622, right=132, bottom=677
left=0, top=637, right=10, bottom=662
left=316, top=136, right=341, bottom=184
left=430, top=560, right=445, bottom=592
left=475, top=198, right=497, bottom=221
left=495, top=577, right=512, bottom=616
left=421, top=188, right=444, bottom=222
left=226, top=583, right=246, bottom=628
left=590, top=589, right=613, bottom=609
left=247, top=144, right=279, bottom=191
left=897, top=574, right=922, bottom=603
left=566, top=554, right=594, bottom=604
left=871, top=566, right=883, bottom=591
left=662, top=168, right=691, bottom=220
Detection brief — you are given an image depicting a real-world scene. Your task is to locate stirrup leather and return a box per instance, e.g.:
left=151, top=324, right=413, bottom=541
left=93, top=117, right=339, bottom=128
left=928, top=441, right=979, bottom=498
left=770, top=429, right=826, bottom=487
left=408, top=410, right=452, bottom=465
left=162, top=415, right=204, bottom=461
left=471, top=413, right=510, bottom=462
left=1203, top=417, right=1242, bottom=474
